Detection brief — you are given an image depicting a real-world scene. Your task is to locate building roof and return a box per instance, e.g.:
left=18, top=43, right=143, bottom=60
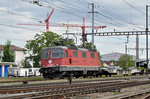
left=101, top=52, right=136, bottom=61
left=0, top=45, right=24, bottom=51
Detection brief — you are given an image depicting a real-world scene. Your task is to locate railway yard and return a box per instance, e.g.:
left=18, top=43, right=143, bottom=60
left=0, top=76, right=150, bottom=99
left=1, top=0, right=150, bottom=99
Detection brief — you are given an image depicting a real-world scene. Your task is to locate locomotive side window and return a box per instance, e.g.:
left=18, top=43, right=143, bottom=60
left=98, top=53, right=100, bottom=60
left=61, top=49, right=64, bottom=57
left=90, top=53, right=95, bottom=59
left=73, top=51, right=78, bottom=57
left=66, top=50, right=68, bottom=58
left=52, top=49, right=64, bottom=58
left=41, top=49, right=49, bottom=59
left=82, top=52, right=86, bottom=58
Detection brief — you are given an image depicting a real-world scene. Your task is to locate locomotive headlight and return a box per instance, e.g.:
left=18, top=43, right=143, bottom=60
left=43, top=65, right=45, bottom=67
left=56, top=64, right=59, bottom=66
left=49, top=60, right=52, bottom=64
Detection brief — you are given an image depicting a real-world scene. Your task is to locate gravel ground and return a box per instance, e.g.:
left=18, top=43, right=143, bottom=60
left=74, top=84, right=150, bottom=99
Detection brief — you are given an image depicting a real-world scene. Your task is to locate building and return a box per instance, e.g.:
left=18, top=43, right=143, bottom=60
left=0, top=45, right=25, bottom=66
left=101, top=52, right=136, bottom=66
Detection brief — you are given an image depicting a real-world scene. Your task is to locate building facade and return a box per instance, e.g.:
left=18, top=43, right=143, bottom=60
left=0, top=45, right=25, bottom=66
left=101, top=52, right=136, bottom=66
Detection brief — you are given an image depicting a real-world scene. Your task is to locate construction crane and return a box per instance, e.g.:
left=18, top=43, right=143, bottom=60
left=45, top=8, right=54, bottom=32
left=62, top=17, right=106, bottom=46
left=18, top=14, right=106, bottom=46
left=18, top=8, right=54, bottom=32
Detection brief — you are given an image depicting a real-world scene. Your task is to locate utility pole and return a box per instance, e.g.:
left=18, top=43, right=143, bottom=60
left=146, top=5, right=149, bottom=71
left=88, top=3, right=98, bottom=49
left=136, top=35, right=139, bottom=62
left=92, top=3, right=94, bottom=49
left=125, top=36, right=129, bottom=54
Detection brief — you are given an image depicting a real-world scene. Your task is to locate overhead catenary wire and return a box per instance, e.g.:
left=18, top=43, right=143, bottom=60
left=24, top=0, right=127, bottom=29
left=0, top=9, right=43, bottom=22
left=0, top=23, right=44, bottom=32
left=80, top=0, right=145, bottom=30
left=121, top=0, right=145, bottom=15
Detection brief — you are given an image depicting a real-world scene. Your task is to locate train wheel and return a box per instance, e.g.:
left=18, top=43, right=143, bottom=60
left=100, top=75, right=102, bottom=77
left=109, top=74, right=111, bottom=77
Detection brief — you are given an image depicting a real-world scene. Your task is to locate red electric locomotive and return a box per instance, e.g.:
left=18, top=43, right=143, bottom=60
left=39, top=45, right=102, bottom=79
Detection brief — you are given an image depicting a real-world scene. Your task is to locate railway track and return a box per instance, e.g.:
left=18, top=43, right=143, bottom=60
left=0, top=76, right=148, bottom=94
left=0, top=76, right=147, bottom=84
left=1, top=79, right=150, bottom=99
left=0, top=81, right=124, bottom=94
left=0, top=76, right=148, bottom=87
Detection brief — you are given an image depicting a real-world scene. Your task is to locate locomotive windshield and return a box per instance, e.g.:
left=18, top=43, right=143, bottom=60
left=52, top=49, right=64, bottom=58
left=41, top=49, right=49, bottom=59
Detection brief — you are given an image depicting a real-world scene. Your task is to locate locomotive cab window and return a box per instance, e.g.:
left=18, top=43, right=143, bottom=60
left=66, top=50, right=68, bottom=58
left=41, top=49, right=49, bottom=59
left=90, top=53, right=95, bottom=59
left=82, top=52, right=86, bottom=58
left=52, top=49, right=64, bottom=58
left=73, top=51, right=78, bottom=57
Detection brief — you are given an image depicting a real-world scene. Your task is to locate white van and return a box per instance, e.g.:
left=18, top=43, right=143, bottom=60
left=28, top=68, right=41, bottom=76
left=8, top=67, right=29, bottom=77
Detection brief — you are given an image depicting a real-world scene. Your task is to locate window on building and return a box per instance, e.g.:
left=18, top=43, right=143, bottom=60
left=73, top=51, right=78, bottom=57
left=82, top=52, right=86, bottom=58
left=90, top=53, right=95, bottom=59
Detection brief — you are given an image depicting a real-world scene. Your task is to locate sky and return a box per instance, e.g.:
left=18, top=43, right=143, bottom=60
left=0, top=0, right=150, bottom=59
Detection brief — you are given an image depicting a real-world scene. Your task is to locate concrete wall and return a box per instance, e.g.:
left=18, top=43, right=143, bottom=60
left=0, top=51, right=3, bottom=62
left=14, top=51, right=25, bottom=66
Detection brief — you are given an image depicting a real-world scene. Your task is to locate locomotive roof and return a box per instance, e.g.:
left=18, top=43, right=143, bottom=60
left=42, top=46, right=68, bottom=50
left=42, top=46, right=97, bottom=52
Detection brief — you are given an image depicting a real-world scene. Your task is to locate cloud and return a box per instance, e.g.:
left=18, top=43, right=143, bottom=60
left=0, top=0, right=150, bottom=59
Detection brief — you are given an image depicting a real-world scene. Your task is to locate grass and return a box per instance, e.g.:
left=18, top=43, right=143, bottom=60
left=113, top=92, right=121, bottom=95
left=0, top=74, right=145, bottom=83
left=0, top=76, right=44, bottom=82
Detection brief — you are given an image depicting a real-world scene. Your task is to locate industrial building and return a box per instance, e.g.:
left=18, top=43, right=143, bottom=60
left=101, top=52, right=136, bottom=66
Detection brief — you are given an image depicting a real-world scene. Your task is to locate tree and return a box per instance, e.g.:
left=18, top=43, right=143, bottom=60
left=117, top=54, right=135, bottom=69
left=25, top=31, right=73, bottom=67
left=85, top=42, right=96, bottom=51
left=100, top=56, right=104, bottom=66
left=109, top=60, right=117, bottom=66
left=2, top=40, right=14, bottom=62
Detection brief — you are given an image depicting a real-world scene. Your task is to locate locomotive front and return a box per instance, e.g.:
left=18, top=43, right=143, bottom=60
left=39, top=46, right=66, bottom=78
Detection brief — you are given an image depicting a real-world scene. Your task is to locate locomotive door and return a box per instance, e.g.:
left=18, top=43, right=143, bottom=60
left=67, top=50, right=72, bottom=64
left=69, top=58, right=72, bottom=64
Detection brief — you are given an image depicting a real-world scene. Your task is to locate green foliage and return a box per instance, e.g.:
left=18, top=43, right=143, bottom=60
left=117, top=54, right=135, bottom=69
left=22, top=57, right=32, bottom=68
left=2, top=40, right=14, bottom=62
left=25, top=31, right=73, bottom=67
left=138, top=66, right=145, bottom=70
left=110, top=60, right=117, bottom=66
left=56, top=38, right=74, bottom=46
left=100, top=56, right=104, bottom=66
left=85, top=42, right=96, bottom=50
